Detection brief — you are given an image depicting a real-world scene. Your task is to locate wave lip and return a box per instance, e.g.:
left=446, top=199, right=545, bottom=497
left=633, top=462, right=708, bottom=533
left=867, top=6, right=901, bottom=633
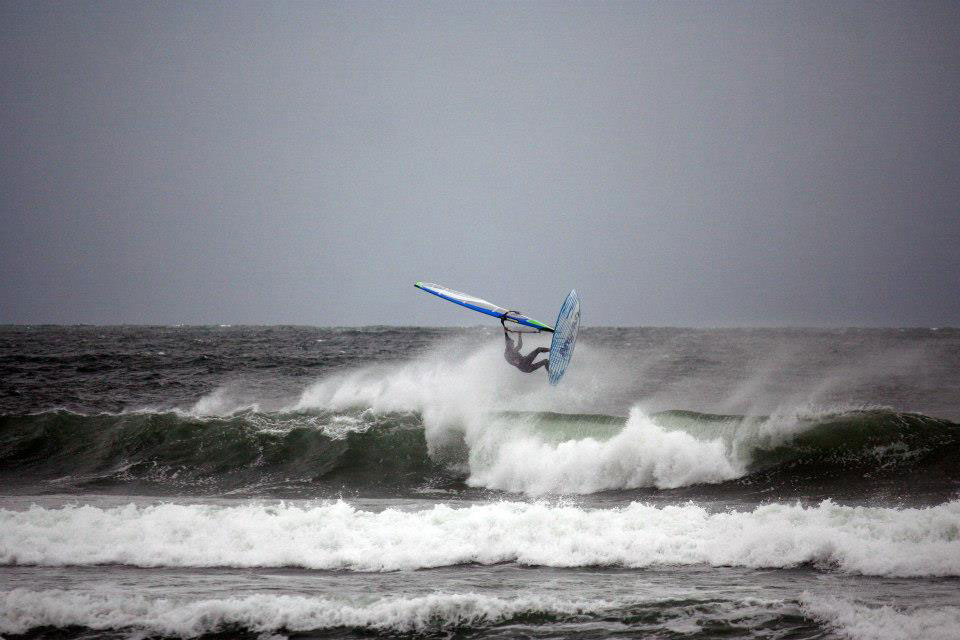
left=3, top=500, right=959, bottom=577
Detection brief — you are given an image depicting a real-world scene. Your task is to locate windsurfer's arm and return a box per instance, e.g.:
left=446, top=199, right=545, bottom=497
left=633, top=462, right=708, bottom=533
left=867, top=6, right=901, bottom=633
left=502, top=321, right=514, bottom=348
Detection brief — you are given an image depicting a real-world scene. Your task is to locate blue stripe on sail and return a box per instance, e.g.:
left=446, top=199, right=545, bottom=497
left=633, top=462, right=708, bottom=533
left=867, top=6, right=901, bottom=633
left=415, top=282, right=553, bottom=331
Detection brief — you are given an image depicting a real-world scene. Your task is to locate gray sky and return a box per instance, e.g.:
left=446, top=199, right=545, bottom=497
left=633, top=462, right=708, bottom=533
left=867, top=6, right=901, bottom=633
left=1, top=1, right=958, bottom=326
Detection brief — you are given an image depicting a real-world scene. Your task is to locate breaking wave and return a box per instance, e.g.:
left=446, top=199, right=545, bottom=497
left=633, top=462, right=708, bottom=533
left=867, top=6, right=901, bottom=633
left=0, top=590, right=607, bottom=637
left=0, top=406, right=956, bottom=497
left=3, top=587, right=957, bottom=640
left=1, top=339, right=957, bottom=498
left=2, top=499, right=958, bottom=576
left=0, top=589, right=851, bottom=639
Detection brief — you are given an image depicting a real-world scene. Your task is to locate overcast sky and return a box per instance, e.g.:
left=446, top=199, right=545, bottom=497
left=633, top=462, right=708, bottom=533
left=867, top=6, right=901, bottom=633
left=1, top=1, right=958, bottom=326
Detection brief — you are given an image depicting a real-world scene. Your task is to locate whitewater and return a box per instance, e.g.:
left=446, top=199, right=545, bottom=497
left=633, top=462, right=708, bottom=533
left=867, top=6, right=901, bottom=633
left=3, top=499, right=959, bottom=576
left=1, top=325, right=959, bottom=639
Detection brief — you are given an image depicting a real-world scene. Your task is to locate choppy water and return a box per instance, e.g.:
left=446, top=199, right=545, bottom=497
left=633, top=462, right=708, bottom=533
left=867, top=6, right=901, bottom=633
left=1, top=326, right=959, bottom=639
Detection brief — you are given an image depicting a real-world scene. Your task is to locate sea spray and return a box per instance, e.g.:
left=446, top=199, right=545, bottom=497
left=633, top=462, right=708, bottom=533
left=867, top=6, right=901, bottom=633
left=290, top=342, right=754, bottom=493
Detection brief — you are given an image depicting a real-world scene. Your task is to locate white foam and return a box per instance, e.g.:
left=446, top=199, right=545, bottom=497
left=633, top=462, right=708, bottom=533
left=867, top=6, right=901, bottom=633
left=802, top=594, right=960, bottom=640
left=0, top=589, right=602, bottom=636
left=465, top=408, right=741, bottom=493
left=2, top=500, right=958, bottom=576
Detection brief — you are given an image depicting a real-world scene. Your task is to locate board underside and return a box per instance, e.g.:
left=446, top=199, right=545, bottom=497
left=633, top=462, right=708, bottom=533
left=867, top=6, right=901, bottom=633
left=548, top=290, right=580, bottom=385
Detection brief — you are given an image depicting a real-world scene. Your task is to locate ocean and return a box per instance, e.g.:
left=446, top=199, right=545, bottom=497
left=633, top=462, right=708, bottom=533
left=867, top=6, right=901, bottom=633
left=1, top=325, right=958, bottom=639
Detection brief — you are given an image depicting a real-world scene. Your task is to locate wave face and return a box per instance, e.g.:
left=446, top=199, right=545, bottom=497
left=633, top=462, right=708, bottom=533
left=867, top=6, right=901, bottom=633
left=2, top=499, right=958, bottom=576
left=0, top=410, right=451, bottom=496
left=0, top=407, right=958, bottom=498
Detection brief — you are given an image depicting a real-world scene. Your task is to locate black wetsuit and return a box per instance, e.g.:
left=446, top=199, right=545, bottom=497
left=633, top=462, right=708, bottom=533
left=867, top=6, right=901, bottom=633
left=504, top=330, right=550, bottom=373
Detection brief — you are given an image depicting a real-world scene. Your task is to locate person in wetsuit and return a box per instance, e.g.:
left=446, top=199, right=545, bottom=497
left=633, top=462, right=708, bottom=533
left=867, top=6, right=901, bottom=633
left=502, top=319, right=550, bottom=373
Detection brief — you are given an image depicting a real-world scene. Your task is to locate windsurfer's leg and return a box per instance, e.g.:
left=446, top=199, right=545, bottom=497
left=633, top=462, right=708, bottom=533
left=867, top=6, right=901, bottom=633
left=519, top=347, right=549, bottom=367
left=527, top=359, right=549, bottom=372
left=520, top=349, right=549, bottom=370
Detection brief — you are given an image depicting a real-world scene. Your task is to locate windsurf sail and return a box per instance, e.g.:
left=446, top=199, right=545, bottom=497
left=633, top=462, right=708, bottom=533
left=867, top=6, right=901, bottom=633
left=548, top=290, right=581, bottom=385
left=414, top=282, right=554, bottom=332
